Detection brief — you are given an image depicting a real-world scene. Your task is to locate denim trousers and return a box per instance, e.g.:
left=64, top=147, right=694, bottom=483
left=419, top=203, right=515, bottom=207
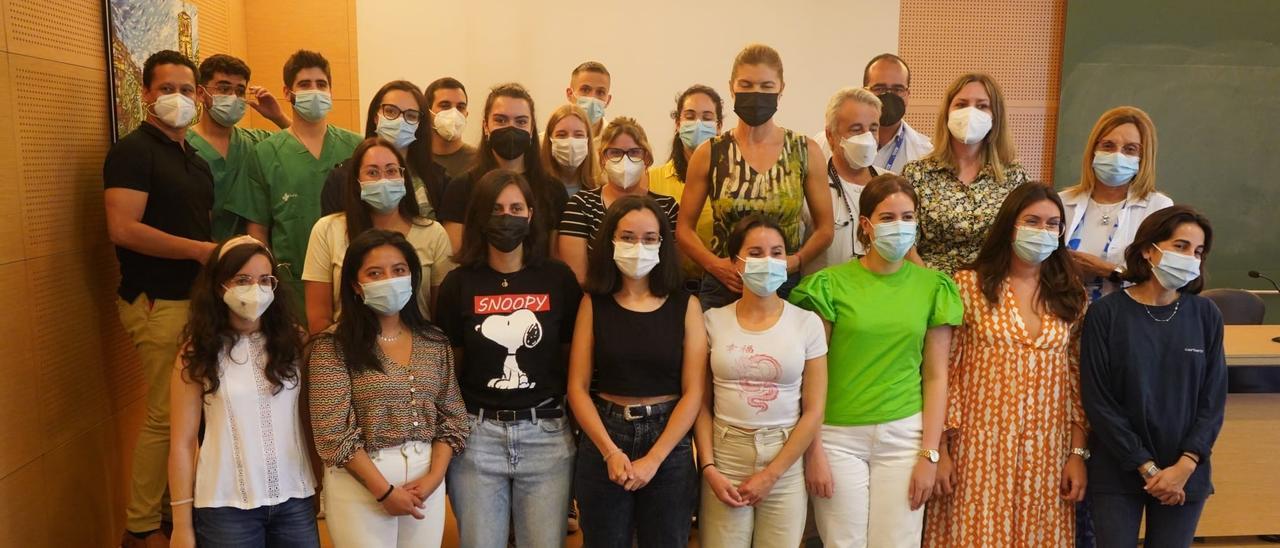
left=193, top=495, right=319, bottom=548
left=1089, top=492, right=1207, bottom=548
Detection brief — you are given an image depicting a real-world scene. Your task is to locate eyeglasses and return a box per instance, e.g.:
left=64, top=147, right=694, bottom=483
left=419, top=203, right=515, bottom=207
left=204, top=83, right=247, bottom=97
left=602, top=147, right=646, bottom=162
left=868, top=84, right=909, bottom=96
left=1018, top=220, right=1064, bottom=234
left=360, top=166, right=406, bottom=180
left=616, top=234, right=662, bottom=246
left=226, top=274, right=278, bottom=290
left=379, top=104, right=423, bottom=124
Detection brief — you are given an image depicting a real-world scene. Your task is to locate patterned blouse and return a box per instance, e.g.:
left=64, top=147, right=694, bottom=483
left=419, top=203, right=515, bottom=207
left=707, top=128, right=809, bottom=255
left=309, top=329, right=470, bottom=467
left=902, top=157, right=1028, bottom=275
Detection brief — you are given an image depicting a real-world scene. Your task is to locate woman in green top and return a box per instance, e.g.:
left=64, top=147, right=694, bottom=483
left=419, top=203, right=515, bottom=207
left=678, top=43, right=834, bottom=310
left=789, top=174, right=962, bottom=548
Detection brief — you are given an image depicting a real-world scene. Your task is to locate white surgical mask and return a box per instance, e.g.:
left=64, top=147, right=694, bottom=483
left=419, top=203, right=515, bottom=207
left=947, top=106, right=992, bottom=145
left=1149, top=244, right=1201, bottom=290
left=376, top=114, right=418, bottom=149
left=360, top=178, right=407, bottom=213
left=738, top=256, right=789, bottom=297
left=839, top=131, right=879, bottom=169
left=1013, top=227, right=1060, bottom=265
left=613, top=241, right=661, bottom=279
left=1092, top=151, right=1140, bottom=187
left=551, top=137, right=589, bottom=169
left=360, top=276, right=414, bottom=315
left=208, top=94, right=246, bottom=127
left=152, top=93, right=198, bottom=128
left=222, top=284, right=274, bottom=322
left=605, top=157, right=645, bottom=189
left=871, top=220, right=917, bottom=262
left=433, top=107, right=466, bottom=142
left=292, top=89, right=332, bottom=121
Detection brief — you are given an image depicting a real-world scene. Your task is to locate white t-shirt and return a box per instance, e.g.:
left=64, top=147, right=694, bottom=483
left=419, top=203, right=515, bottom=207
left=813, top=120, right=934, bottom=173
left=302, top=213, right=455, bottom=320
left=196, top=333, right=315, bottom=509
left=802, top=167, right=892, bottom=275
left=705, top=301, right=827, bottom=429
left=1076, top=199, right=1127, bottom=257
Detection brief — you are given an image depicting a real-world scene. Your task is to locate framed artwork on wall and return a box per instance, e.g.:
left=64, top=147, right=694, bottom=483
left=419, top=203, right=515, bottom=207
left=103, top=0, right=201, bottom=141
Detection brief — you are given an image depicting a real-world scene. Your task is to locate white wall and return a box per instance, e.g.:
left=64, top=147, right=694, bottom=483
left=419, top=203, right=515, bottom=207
left=356, top=0, right=900, bottom=160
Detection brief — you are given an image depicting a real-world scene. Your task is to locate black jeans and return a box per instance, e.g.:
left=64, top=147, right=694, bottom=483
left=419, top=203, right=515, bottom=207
left=575, top=400, right=696, bottom=548
left=1088, top=493, right=1206, bottom=548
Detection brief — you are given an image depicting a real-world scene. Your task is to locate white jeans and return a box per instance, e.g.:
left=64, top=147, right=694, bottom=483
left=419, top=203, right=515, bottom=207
left=811, top=413, right=923, bottom=548
left=700, top=420, right=807, bottom=548
left=323, top=441, right=446, bottom=548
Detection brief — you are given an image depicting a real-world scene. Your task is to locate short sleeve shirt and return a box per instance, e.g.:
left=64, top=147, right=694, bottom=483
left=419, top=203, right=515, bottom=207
left=187, top=126, right=272, bottom=241
left=557, top=187, right=679, bottom=250
left=103, top=122, right=214, bottom=301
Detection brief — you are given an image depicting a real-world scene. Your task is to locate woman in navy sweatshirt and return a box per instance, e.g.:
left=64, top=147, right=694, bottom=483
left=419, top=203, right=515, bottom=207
left=1080, top=205, right=1227, bottom=548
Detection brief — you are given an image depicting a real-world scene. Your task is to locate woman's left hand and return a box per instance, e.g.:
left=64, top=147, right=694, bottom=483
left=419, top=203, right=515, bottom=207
left=1060, top=455, right=1088, bottom=502
left=624, top=454, right=661, bottom=491
left=736, top=470, right=780, bottom=506
left=1146, top=458, right=1194, bottom=504
left=404, top=472, right=445, bottom=500
left=1068, top=250, right=1115, bottom=278
left=908, top=459, right=937, bottom=510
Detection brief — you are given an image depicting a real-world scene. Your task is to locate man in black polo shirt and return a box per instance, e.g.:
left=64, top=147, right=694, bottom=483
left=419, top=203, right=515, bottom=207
left=103, top=49, right=215, bottom=548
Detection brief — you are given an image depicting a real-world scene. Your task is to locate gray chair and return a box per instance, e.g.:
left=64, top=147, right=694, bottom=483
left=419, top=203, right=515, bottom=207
left=1202, top=288, right=1266, bottom=325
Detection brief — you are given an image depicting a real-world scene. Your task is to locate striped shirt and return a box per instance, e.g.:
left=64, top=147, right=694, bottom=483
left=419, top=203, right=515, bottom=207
left=308, top=329, right=470, bottom=467
left=557, top=187, right=679, bottom=250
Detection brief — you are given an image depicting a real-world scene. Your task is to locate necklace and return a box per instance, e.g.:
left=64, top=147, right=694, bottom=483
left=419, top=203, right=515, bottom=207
left=1129, top=289, right=1180, bottom=322
left=378, top=330, right=403, bottom=343
left=1094, top=200, right=1124, bottom=226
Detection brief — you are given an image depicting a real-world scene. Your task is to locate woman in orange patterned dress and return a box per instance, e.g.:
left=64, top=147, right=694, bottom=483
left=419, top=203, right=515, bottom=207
left=924, top=183, right=1089, bottom=546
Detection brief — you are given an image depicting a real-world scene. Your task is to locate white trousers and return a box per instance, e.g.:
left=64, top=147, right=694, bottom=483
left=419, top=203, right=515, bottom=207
left=323, top=441, right=446, bottom=548
left=699, top=420, right=807, bottom=548
left=811, top=413, right=923, bottom=548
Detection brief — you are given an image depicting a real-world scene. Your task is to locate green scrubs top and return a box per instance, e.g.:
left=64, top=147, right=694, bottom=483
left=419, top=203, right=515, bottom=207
left=224, top=124, right=362, bottom=317
left=187, top=126, right=272, bottom=241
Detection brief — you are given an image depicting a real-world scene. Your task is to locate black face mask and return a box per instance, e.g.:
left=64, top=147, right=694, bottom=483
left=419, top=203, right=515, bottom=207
left=489, top=126, right=531, bottom=160
left=485, top=214, right=530, bottom=253
left=733, top=92, right=779, bottom=127
left=877, top=92, right=906, bottom=127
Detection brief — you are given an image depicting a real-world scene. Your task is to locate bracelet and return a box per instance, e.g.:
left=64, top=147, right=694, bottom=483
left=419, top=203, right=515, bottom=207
left=1182, top=452, right=1201, bottom=464
left=699, top=463, right=715, bottom=474
left=169, top=498, right=194, bottom=507
left=376, top=484, right=395, bottom=503
left=602, top=448, right=624, bottom=462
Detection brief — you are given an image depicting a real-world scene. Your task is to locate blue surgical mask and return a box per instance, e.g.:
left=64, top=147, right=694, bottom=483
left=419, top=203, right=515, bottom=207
left=361, top=275, right=413, bottom=315
left=679, top=120, right=718, bottom=150
left=360, top=178, right=407, bottom=213
left=576, top=96, right=606, bottom=125
left=376, top=114, right=418, bottom=149
left=1013, top=227, right=1060, bottom=265
left=871, top=221, right=917, bottom=262
left=1149, top=244, right=1201, bottom=290
left=208, top=94, right=246, bottom=127
left=1092, top=151, right=1139, bottom=187
left=292, top=89, right=332, bottom=122
left=738, top=256, right=788, bottom=296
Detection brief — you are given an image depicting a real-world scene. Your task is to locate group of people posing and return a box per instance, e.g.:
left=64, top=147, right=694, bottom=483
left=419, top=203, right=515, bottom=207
left=105, top=42, right=1226, bottom=548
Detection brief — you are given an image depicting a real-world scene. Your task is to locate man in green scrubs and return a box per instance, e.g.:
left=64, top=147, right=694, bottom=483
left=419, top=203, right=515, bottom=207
left=188, top=54, right=292, bottom=241
left=225, top=49, right=362, bottom=318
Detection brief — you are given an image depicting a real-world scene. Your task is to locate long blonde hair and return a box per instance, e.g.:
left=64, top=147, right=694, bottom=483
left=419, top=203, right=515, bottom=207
left=928, top=73, right=1016, bottom=182
left=1063, top=106, right=1158, bottom=200
left=540, top=103, right=598, bottom=191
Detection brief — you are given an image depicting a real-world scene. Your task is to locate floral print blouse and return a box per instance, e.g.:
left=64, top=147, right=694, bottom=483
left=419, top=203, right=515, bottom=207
left=903, top=157, right=1028, bottom=275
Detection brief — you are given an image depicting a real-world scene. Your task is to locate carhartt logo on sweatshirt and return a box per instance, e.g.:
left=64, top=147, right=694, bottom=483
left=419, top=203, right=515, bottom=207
left=1184, top=347, right=1204, bottom=353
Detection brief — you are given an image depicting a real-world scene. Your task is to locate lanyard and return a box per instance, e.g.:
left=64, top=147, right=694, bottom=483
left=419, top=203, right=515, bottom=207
left=883, top=125, right=906, bottom=171
left=829, top=159, right=873, bottom=257
left=1068, top=199, right=1127, bottom=301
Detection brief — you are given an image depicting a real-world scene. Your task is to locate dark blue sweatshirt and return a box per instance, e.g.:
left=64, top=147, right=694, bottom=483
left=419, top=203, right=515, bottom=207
left=1080, top=290, right=1227, bottom=500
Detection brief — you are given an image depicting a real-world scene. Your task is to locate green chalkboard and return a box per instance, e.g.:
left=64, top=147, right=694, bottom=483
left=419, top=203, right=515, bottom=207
left=1054, top=0, right=1280, bottom=320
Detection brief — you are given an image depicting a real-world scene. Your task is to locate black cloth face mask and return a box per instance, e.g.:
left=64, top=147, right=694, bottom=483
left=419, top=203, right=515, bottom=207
left=489, top=126, right=531, bottom=160
left=877, top=92, right=906, bottom=127
left=733, top=92, right=779, bottom=127
left=485, top=214, right=530, bottom=253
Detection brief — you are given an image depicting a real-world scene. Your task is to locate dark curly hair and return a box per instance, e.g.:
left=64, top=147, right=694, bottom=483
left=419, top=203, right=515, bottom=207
left=180, top=240, right=304, bottom=397
left=667, top=84, right=723, bottom=182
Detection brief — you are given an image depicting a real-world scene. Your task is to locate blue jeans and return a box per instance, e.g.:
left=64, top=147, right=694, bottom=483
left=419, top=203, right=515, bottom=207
left=193, top=495, right=320, bottom=548
left=447, top=413, right=575, bottom=548
left=1088, top=493, right=1206, bottom=548
left=698, top=271, right=801, bottom=311
left=575, top=401, right=697, bottom=547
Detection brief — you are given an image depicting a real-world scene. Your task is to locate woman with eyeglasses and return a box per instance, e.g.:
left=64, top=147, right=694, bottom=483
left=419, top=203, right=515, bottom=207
left=566, top=195, right=705, bottom=546
left=557, top=117, right=679, bottom=285
left=169, top=235, right=318, bottom=548
left=303, top=137, right=454, bottom=334
left=924, top=182, right=1089, bottom=546
left=320, top=80, right=448, bottom=219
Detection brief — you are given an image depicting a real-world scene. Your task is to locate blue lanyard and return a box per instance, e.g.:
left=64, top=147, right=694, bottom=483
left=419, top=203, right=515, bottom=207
left=1068, top=200, right=1127, bottom=301
left=883, top=126, right=906, bottom=171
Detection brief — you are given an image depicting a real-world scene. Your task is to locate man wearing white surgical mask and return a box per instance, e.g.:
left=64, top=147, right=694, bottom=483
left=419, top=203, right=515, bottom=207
left=225, top=49, right=362, bottom=318
left=812, top=54, right=933, bottom=173
left=557, top=118, right=679, bottom=285
left=103, top=49, right=217, bottom=548
left=565, top=61, right=612, bottom=137
left=425, top=77, right=477, bottom=180
left=803, top=87, right=889, bottom=275
left=188, top=54, right=292, bottom=241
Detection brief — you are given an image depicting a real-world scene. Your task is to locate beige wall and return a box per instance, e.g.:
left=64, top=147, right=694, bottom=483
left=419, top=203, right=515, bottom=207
left=0, top=1, right=357, bottom=545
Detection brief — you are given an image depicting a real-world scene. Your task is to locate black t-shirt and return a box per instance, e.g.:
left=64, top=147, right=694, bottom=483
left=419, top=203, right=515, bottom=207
left=103, top=122, right=214, bottom=301
left=591, top=293, right=688, bottom=397
left=438, top=169, right=570, bottom=230
left=1080, top=290, right=1227, bottom=500
left=436, top=260, right=583, bottom=410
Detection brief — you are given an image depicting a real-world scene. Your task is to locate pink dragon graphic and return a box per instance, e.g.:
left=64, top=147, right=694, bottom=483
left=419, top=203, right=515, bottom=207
left=734, top=349, right=782, bottom=413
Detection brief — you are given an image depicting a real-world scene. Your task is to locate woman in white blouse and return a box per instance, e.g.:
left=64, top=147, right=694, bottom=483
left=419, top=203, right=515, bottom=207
left=169, top=236, right=317, bottom=548
left=1060, top=106, right=1173, bottom=302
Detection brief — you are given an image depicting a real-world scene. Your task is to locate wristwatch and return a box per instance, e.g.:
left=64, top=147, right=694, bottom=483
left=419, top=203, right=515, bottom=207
left=1070, top=447, right=1091, bottom=460
left=1108, top=265, right=1126, bottom=283
left=1142, top=463, right=1160, bottom=479
left=918, top=449, right=940, bottom=463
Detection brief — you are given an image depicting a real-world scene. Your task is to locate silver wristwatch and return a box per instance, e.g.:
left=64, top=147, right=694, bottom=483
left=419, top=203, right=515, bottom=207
left=1070, top=447, right=1091, bottom=460
left=1142, top=463, right=1160, bottom=479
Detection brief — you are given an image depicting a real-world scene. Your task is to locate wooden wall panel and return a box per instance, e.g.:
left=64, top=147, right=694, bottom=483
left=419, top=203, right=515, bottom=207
left=0, top=261, right=38, bottom=479
left=3, top=0, right=104, bottom=70
left=0, top=52, right=21, bottom=263
left=0, top=457, right=50, bottom=547
left=192, top=0, right=231, bottom=60
left=899, top=0, right=1065, bottom=182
